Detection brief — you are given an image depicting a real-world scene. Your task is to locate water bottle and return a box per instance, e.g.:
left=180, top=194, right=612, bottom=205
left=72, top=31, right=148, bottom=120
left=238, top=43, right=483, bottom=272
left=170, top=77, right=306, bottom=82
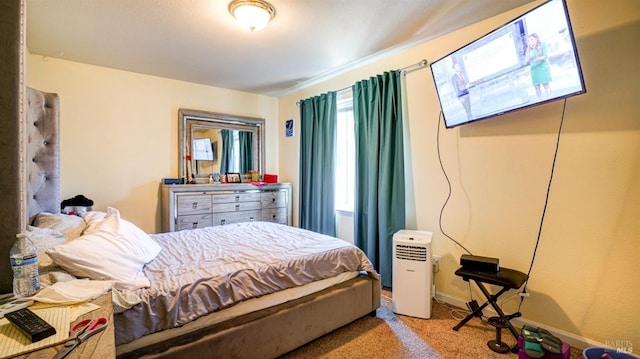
left=9, top=233, right=40, bottom=297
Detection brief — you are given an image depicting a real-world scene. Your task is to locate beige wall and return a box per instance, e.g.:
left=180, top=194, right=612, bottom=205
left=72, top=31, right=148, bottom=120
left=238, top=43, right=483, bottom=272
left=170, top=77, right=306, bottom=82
left=27, top=56, right=279, bottom=234
left=279, top=0, right=640, bottom=350
left=25, top=0, right=639, bottom=351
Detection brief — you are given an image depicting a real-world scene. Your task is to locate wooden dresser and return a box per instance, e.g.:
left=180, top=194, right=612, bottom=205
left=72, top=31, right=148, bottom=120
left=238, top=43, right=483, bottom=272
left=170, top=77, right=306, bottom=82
left=161, top=183, right=292, bottom=232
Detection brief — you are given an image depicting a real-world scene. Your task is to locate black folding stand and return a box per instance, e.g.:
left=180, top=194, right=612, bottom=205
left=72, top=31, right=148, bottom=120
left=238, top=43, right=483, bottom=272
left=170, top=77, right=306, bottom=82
left=452, top=266, right=528, bottom=352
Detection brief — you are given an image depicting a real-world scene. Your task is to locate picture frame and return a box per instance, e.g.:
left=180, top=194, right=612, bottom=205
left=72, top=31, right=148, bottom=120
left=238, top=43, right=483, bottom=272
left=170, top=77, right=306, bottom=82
left=226, top=172, right=241, bottom=183
left=285, top=119, right=294, bottom=137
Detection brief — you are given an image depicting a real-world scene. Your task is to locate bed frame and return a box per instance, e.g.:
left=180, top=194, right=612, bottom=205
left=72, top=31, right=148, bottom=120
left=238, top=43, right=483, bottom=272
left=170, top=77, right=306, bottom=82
left=120, top=275, right=379, bottom=358
left=25, top=87, right=381, bottom=358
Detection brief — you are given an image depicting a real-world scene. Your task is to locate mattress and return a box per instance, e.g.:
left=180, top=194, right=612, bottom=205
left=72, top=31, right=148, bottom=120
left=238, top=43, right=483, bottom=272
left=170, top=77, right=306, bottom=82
left=115, top=221, right=378, bottom=346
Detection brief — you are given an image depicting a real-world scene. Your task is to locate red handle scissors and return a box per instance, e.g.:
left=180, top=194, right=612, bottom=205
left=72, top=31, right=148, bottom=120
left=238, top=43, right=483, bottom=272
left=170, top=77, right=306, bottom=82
left=53, top=317, right=109, bottom=359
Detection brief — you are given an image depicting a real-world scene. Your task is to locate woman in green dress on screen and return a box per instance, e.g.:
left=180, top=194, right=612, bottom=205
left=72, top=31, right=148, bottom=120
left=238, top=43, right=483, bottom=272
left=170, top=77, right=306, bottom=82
left=526, top=33, right=552, bottom=99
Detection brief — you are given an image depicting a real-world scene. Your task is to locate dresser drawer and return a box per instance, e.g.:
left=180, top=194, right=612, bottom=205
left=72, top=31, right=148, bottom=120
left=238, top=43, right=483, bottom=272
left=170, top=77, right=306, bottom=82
left=261, top=191, right=286, bottom=208
left=261, top=208, right=287, bottom=224
left=213, top=201, right=261, bottom=213
left=213, top=210, right=261, bottom=226
left=212, top=192, right=261, bottom=204
left=176, top=214, right=213, bottom=231
left=177, top=194, right=212, bottom=215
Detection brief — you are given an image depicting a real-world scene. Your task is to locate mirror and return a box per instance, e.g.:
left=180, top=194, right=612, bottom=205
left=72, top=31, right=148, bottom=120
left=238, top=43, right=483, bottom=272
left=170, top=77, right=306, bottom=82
left=179, top=108, right=265, bottom=181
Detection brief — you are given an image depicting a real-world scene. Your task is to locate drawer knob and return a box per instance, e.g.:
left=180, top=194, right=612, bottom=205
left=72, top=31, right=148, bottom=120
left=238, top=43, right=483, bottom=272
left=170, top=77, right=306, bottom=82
left=235, top=204, right=240, bottom=211
left=250, top=217, right=255, bottom=222
left=271, top=198, right=276, bottom=202
left=220, top=219, right=226, bottom=225
left=192, top=222, right=198, bottom=228
left=192, top=202, right=198, bottom=209
left=235, top=195, right=240, bottom=201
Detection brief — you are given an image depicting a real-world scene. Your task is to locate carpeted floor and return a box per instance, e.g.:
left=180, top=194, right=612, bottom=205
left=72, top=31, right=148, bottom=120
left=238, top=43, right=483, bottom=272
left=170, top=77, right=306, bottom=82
left=280, top=293, right=584, bottom=359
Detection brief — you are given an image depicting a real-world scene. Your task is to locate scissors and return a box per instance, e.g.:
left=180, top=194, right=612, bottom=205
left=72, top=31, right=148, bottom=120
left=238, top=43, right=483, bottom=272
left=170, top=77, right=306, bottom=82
left=53, top=317, right=109, bottom=359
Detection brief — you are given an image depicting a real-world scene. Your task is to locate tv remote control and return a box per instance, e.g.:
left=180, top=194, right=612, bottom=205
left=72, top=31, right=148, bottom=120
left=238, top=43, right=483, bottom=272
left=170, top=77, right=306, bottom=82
left=4, top=308, right=56, bottom=342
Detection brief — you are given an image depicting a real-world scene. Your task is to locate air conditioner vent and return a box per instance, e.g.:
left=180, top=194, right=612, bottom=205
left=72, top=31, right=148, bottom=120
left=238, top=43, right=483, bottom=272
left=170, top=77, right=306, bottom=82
left=395, top=244, right=428, bottom=262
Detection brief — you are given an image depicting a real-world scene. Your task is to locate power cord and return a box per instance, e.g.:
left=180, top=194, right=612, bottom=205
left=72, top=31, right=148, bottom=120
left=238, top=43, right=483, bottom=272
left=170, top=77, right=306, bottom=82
left=436, top=111, right=473, bottom=255
left=517, top=98, right=568, bottom=312
left=436, top=99, right=567, bottom=317
left=436, top=100, right=567, bottom=319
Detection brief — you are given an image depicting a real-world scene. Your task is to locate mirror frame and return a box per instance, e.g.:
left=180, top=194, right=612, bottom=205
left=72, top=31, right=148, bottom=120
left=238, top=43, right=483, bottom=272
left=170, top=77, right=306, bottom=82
left=179, top=108, right=265, bottom=179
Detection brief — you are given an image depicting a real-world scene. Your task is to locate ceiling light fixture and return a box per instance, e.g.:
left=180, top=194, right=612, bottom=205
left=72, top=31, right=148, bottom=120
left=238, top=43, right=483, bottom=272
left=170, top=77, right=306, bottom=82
left=228, top=0, right=276, bottom=32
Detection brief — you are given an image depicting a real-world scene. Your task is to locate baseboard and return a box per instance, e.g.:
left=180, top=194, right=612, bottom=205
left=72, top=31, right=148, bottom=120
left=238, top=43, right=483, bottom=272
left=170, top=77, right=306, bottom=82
left=433, top=291, right=607, bottom=352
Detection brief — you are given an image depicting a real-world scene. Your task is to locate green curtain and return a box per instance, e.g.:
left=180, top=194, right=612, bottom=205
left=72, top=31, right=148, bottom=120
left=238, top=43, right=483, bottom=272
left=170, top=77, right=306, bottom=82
left=220, top=129, right=233, bottom=174
left=352, top=71, right=405, bottom=288
left=238, top=131, right=254, bottom=173
left=299, top=92, right=337, bottom=236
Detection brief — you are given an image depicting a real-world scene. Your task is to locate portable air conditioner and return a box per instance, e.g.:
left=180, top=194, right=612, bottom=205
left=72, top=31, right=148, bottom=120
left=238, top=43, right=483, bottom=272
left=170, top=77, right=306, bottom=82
left=392, top=229, right=433, bottom=319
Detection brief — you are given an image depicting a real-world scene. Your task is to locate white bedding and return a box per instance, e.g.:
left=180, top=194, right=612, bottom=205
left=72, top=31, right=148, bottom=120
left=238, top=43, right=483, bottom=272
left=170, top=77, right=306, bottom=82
left=114, top=221, right=378, bottom=346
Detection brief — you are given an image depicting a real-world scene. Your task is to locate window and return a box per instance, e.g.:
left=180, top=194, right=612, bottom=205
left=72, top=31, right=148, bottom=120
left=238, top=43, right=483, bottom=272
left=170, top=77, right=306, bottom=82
left=230, top=130, right=240, bottom=172
left=223, top=131, right=241, bottom=172
left=335, top=90, right=355, bottom=212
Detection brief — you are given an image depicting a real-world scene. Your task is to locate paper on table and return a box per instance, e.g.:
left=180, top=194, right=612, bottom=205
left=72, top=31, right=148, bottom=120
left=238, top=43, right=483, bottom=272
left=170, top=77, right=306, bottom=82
left=69, top=302, right=99, bottom=322
left=28, top=301, right=99, bottom=322
left=0, top=306, right=70, bottom=358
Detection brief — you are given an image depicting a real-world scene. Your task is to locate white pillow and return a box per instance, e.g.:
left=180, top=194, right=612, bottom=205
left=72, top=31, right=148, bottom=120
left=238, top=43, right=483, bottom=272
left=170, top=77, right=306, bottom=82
left=81, top=210, right=108, bottom=233
left=46, top=207, right=162, bottom=290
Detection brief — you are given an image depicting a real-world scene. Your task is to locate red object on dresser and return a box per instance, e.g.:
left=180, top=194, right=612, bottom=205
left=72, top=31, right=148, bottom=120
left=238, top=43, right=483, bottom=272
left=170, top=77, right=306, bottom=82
left=263, top=174, right=278, bottom=183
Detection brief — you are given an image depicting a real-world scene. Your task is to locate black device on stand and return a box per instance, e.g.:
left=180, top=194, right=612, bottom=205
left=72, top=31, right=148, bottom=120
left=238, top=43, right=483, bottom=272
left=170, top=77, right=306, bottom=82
left=460, top=254, right=500, bottom=272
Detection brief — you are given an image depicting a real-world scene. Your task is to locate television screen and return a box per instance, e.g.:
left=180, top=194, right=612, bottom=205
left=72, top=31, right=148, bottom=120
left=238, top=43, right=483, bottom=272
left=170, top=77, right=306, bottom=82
left=430, top=0, right=586, bottom=128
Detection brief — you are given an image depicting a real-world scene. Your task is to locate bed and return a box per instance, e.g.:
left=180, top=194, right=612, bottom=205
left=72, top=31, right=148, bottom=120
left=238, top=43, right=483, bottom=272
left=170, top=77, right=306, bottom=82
left=25, top=87, right=381, bottom=358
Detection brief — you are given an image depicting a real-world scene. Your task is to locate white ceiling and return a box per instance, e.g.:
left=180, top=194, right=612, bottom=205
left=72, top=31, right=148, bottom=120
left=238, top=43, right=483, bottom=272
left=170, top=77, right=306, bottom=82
left=26, top=0, right=535, bottom=97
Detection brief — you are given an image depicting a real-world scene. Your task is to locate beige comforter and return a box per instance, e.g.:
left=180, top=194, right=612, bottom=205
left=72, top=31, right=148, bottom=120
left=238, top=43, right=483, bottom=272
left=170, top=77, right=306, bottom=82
left=114, top=221, right=378, bottom=345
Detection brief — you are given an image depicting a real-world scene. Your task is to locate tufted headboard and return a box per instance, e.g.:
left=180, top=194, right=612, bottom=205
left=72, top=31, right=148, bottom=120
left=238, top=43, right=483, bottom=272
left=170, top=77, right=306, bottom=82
left=26, top=87, right=61, bottom=222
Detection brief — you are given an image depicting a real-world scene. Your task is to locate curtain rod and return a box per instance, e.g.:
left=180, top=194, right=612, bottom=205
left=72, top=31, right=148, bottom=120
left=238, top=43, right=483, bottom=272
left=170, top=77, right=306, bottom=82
left=297, top=59, right=429, bottom=105
left=401, top=58, right=429, bottom=74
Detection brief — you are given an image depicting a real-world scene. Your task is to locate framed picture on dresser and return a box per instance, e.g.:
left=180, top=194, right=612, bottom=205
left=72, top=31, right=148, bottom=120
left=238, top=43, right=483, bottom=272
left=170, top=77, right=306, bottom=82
left=226, top=172, right=241, bottom=183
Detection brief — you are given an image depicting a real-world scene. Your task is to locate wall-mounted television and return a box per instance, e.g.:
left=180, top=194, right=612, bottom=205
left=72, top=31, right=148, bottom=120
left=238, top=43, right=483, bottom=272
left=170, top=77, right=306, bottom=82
left=430, top=0, right=586, bottom=129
